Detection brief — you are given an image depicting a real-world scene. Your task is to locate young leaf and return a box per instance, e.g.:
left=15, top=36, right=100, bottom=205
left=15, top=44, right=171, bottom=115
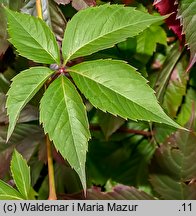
left=5, top=8, right=60, bottom=64
left=0, top=180, right=24, bottom=200
left=154, top=0, right=182, bottom=41
left=6, top=67, right=54, bottom=141
left=69, top=59, right=181, bottom=128
left=62, top=4, right=164, bottom=63
left=40, top=75, right=91, bottom=190
left=10, top=150, right=31, bottom=199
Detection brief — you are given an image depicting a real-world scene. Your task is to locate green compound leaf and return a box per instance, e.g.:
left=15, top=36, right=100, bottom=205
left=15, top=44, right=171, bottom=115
left=40, top=75, right=90, bottom=190
left=6, top=67, right=54, bottom=141
left=62, top=4, right=164, bottom=63
left=11, top=150, right=31, bottom=199
left=69, top=60, right=181, bottom=128
left=5, top=8, right=60, bottom=64
left=0, top=180, right=24, bottom=200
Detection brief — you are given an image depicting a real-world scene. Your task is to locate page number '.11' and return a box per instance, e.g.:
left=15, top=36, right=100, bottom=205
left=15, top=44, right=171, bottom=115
left=179, top=203, right=192, bottom=212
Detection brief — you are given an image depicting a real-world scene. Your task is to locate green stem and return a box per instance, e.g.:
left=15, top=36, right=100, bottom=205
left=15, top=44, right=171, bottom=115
left=36, top=0, right=57, bottom=200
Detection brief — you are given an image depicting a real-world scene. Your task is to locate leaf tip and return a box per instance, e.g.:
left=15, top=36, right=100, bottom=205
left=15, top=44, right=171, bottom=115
left=6, top=128, right=12, bottom=143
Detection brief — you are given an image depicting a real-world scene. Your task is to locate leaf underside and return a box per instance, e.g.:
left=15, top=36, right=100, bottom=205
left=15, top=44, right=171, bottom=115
left=5, top=8, right=60, bottom=64
left=69, top=59, right=181, bottom=128
left=150, top=115, right=196, bottom=199
left=150, top=175, right=196, bottom=199
left=62, top=4, right=164, bottom=62
left=6, top=67, right=54, bottom=141
left=87, top=185, right=155, bottom=200
left=40, top=75, right=90, bottom=190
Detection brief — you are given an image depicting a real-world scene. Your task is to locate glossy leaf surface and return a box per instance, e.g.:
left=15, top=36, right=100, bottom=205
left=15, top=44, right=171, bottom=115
left=6, top=67, right=54, bottom=140
left=40, top=75, right=90, bottom=190
left=11, top=150, right=31, bottom=199
left=62, top=4, right=164, bottom=62
left=70, top=60, right=181, bottom=128
left=5, top=8, right=60, bottom=64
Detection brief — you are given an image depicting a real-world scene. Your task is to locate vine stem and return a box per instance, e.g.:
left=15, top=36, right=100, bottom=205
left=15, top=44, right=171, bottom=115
left=36, top=0, right=43, bottom=19
left=46, top=135, right=57, bottom=200
left=90, top=124, right=154, bottom=137
left=36, top=0, right=57, bottom=200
